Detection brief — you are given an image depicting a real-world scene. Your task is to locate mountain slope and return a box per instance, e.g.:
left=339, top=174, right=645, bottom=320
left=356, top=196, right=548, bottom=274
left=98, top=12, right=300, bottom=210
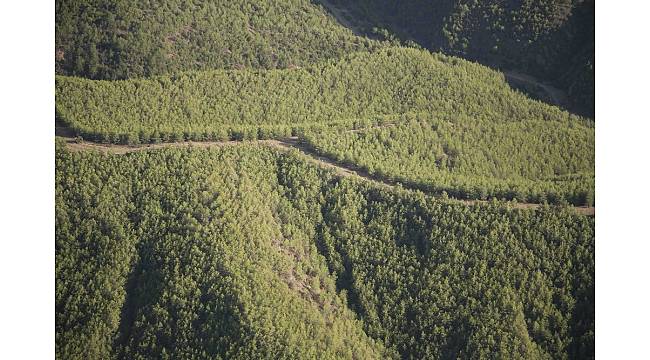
left=56, top=47, right=588, bottom=142
left=56, top=142, right=594, bottom=358
left=55, top=47, right=593, bottom=205
left=302, top=112, right=594, bottom=205
left=56, top=143, right=389, bottom=359
left=55, top=0, right=382, bottom=79
left=321, top=0, right=594, bottom=116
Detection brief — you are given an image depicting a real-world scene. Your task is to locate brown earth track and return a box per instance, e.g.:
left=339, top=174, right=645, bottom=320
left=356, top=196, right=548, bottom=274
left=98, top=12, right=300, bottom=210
left=504, top=71, right=568, bottom=108
left=58, top=135, right=277, bottom=154
left=56, top=127, right=594, bottom=216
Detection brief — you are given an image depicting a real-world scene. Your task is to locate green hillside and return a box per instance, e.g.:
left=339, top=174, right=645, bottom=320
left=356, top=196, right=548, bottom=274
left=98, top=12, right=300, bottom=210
left=56, top=47, right=587, bottom=143
left=56, top=47, right=593, bottom=205
left=302, top=112, right=594, bottom=205
left=323, top=0, right=594, bottom=116
left=55, top=1, right=595, bottom=358
left=56, top=142, right=389, bottom=359
left=56, top=142, right=594, bottom=359
left=55, top=0, right=382, bottom=79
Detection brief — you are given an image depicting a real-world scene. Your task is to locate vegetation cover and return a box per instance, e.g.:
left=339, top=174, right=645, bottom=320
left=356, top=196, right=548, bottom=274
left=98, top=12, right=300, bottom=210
left=302, top=112, right=594, bottom=205
left=55, top=0, right=382, bottom=79
left=56, top=47, right=588, bottom=144
left=324, top=0, right=594, bottom=116
left=55, top=0, right=595, bottom=358
left=56, top=143, right=593, bottom=359
left=56, top=142, right=388, bottom=359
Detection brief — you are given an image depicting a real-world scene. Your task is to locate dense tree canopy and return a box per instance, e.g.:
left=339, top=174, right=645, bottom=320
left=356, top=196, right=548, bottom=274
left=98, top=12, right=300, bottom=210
left=324, top=0, right=594, bottom=116
left=55, top=46, right=593, bottom=205
left=55, top=0, right=383, bottom=79
left=56, top=0, right=593, bottom=116
left=302, top=112, right=594, bottom=205
left=55, top=1, right=595, bottom=358
left=56, top=142, right=593, bottom=359
left=56, top=141, right=388, bottom=359
left=56, top=47, right=589, bottom=144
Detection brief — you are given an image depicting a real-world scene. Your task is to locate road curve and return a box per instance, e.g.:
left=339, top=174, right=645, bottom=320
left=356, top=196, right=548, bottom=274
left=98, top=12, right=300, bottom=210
left=504, top=71, right=568, bottom=108
left=56, top=130, right=594, bottom=216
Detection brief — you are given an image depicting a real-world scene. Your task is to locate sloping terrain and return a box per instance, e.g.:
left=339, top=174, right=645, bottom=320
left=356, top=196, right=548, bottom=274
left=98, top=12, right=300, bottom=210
left=302, top=112, right=594, bottom=205
left=56, top=143, right=594, bottom=359
left=57, top=47, right=587, bottom=143
left=55, top=0, right=382, bottom=79
left=55, top=0, right=595, bottom=358
left=56, top=143, right=390, bottom=359
left=318, top=0, right=594, bottom=116
left=55, top=130, right=594, bottom=215
left=56, top=47, right=594, bottom=205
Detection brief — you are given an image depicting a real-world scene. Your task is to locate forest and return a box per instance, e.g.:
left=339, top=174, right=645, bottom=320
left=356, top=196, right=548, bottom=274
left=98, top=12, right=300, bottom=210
left=55, top=0, right=382, bottom=79
left=56, top=142, right=593, bottom=359
left=322, top=0, right=594, bottom=117
left=55, top=46, right=594, bottom=205
left=56, top=0, right=593, bottom=116
left=56, top=47, right=590, bottom=145
left=55, top=0, right=595, bottom=358
left=302, top=112, right=594, bottom=205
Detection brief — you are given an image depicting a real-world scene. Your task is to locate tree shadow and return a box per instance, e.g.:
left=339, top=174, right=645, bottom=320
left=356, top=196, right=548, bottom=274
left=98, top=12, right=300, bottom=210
left=312, top=0, right=582, bottom=115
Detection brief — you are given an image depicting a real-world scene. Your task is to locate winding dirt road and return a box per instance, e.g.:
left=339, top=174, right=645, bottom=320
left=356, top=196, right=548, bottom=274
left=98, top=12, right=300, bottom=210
left=504, top=71, right=568, bottom=108
left=56, top=126, right=594, bottom=216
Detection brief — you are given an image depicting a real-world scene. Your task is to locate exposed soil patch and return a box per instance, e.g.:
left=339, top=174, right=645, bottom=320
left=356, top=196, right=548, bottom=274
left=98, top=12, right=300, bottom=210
left=271, top=238, right=336, bottom=312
